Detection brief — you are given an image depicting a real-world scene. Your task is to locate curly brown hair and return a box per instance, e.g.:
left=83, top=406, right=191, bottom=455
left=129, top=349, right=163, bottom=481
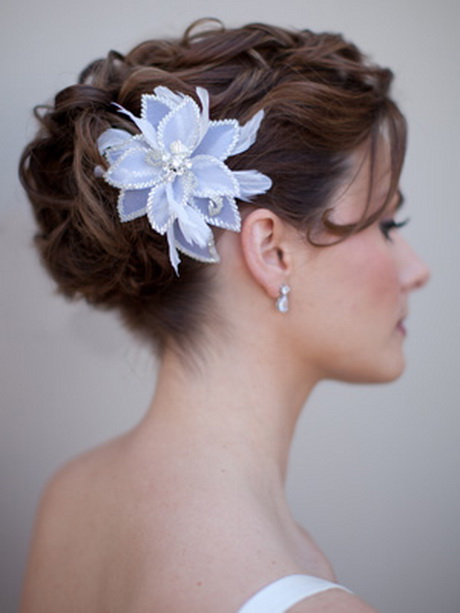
left=19, top=19, right=406, bottom=351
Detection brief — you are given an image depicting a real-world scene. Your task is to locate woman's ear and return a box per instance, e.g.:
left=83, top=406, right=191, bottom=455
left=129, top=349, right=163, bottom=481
left=240, top=208, right=294, bottom=298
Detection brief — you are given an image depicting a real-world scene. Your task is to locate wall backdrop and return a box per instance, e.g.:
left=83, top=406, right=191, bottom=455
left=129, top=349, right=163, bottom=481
left=2, top=0, right=459, bottom=611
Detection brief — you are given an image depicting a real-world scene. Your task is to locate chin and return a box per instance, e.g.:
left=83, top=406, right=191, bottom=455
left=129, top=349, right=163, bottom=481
left=374, top=350, right=407, bottom=383
left=358, top=366, right=405, bottom=384
left=328, top=352, right=407, bottom=384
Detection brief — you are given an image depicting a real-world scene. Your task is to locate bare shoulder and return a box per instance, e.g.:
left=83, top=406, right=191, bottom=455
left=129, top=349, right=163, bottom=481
left=27, top=434, right=126, bottom=531
left=20, top=436, right=129, bottom=613
left=288, top=588, right=379, bottom=612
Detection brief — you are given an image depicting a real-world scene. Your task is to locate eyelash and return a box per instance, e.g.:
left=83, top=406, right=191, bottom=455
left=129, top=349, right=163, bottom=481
left=379, top=218, right=410, bottom=241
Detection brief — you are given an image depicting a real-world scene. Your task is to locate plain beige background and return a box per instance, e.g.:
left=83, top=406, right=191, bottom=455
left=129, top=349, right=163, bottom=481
left=1, top=0, right=459, bottom=611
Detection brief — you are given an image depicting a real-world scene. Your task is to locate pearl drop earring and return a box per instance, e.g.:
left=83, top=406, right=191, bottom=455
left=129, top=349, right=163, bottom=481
left=276, top=284, right=291, bottom=313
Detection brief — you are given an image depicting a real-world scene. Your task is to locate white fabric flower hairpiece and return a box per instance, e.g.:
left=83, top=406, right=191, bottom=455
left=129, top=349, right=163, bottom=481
left=97, top=86, right=272, bottom=274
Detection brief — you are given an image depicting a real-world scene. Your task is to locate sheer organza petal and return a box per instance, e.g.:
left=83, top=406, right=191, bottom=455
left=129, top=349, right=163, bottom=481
left=104, top=146, right=133, bottom=166
left=99, top=132, right=148, bottom=166
left=153, top=87, right=186, bottom=108
left=191, top=196, right=240, bottom=231
left=165, top=176, right=193, bottom=217
left=158, top=98, right=200, bottom=152
left=176, top=203, right=213, bottom=247
left=105, top=146, right=162, bottom=188
left=98, top=128, right=132, bottom=153
left=233, top=169, right=272, bottom=201
left=191, top=156, right=239, bottom=197
left=173, top=219, right=219, bottom=263
left=193, top=121, right=239, bottom=160
left=146, top=183, right=173, bottom=233
left=114, top=104, right=158, bottom=149
left=142, top=95, right=173, bottom=129
left=118, top=188, right=150, bottom=221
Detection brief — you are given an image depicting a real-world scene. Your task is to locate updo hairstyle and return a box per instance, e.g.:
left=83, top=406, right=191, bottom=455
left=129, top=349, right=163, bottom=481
left=19, top=20, right=406, bottom=350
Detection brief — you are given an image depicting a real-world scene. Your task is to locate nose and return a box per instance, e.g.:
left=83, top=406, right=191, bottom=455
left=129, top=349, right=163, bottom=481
left=396, top=236, right=430, bottom=291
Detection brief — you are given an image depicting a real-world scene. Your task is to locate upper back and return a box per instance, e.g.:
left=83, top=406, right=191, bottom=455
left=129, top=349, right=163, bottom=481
left=20, top=433, right=378, bottom=613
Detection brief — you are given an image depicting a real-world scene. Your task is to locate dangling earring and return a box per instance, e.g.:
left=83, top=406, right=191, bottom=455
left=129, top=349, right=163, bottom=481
left=276, top=284, right=291, bottom=313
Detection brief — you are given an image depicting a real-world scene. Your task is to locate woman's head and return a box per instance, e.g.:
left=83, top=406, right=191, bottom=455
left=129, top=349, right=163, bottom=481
left=272, top=141, right=430, bottom=384
left=20, top=19, right=407, bottom=352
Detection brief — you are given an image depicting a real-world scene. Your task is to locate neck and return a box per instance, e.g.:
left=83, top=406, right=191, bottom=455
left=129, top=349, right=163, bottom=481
left=144, top=326, right=318, bottom=489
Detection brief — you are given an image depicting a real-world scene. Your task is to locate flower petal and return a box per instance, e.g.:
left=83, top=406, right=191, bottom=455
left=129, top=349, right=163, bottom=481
left=191, top=155, right=239, bottom=197
left=191, top=196, right=241, bottom=231
left=233, top=169, right=272, bottom=201
left=141, top=94, right=173, bottom=129
left=176, top=203, right=213, bottom=248
left=173, top=219, right=219, bottom=264
left=104, top=144, right=162, bottom=189
left=153, top=86, right=186, bottom=108
left=114, top=103, right=158, bottom=149
left=118, top=188, right=149, bottom=221
left=193, top=120, right=239, bottom=160
left=158, top=98, right=201, bottom=152
left=98, top=130, right=147, bottom=168
left=100, top=134, right=147, bottom=167
left=164, top=175, right=193, bottom=215
left=146, top=183, right=174, bottom=233
left=98, top=128, right=132, bottom=154
left=232, top=110, right=265, bottom=155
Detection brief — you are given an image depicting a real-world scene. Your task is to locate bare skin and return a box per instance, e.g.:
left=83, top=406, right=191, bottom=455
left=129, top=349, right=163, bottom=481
left=20, top=148, right=429, bottom=612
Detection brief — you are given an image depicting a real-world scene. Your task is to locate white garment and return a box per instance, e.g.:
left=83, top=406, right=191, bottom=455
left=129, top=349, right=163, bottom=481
left=237, top=574, right=352, bottom=613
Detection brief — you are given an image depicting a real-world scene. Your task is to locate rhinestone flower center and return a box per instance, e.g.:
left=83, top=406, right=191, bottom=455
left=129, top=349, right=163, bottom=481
left=163, top=140, right=192, bottom=182
left=144, top=140, right=192, bottom=182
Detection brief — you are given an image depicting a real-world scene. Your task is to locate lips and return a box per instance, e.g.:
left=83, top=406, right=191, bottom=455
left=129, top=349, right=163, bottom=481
left=396, top=316, right=407, bottom=335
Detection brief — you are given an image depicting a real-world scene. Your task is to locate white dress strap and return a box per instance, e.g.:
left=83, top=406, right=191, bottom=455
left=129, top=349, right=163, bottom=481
left=237, top=574, right=352, bottom=613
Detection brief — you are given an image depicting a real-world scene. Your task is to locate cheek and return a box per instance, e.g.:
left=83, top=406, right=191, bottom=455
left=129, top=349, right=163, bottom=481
left=332, top=239, right=400, bottom=317
left=359, top=250, right=399, bottom=306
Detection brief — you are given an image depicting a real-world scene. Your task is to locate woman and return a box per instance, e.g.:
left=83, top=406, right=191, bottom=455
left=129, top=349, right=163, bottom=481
left=19, top=20, right=429, bottom=612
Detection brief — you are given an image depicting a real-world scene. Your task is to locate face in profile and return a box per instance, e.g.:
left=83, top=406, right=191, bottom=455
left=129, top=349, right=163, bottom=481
left=289, top=141, right=430, bottom=384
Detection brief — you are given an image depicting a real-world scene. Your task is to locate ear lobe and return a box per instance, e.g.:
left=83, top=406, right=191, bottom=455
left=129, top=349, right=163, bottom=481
left=240, top=208, right=292, bottom=297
